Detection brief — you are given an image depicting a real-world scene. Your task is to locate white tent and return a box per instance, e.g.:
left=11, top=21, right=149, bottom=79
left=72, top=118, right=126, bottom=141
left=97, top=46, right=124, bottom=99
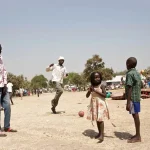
left=106, top=75, right=125, bottom=83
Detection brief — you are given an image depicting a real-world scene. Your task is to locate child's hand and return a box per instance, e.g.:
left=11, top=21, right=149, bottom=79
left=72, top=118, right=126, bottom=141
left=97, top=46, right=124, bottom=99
left=92, top=87, right=100, bottom=93
left=89, top=86, right=94, bottom=92
left=87, top=86, right=93, bottom=92
left=126, top=103, right=130, bottom=111
left=86, top=86, right=92, bottom=98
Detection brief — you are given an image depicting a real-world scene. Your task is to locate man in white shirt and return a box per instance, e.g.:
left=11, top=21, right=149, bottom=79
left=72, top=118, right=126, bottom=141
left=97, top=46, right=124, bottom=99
left=46, top=56, right=68, bottom=114
left=7, top=81, right=14, bottom=105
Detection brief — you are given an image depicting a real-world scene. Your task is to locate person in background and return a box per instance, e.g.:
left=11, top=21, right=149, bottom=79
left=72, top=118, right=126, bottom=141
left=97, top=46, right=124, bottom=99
left=148, top=81, right=150, bottom=88
left=7, top=81, right=14, bottom=105
left=37, top=89, right=40, bottom=97
left=19, top=88, right=23, bottom=100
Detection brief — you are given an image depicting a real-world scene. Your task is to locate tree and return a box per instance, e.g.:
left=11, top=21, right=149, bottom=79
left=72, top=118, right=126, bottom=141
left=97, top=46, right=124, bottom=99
left=80, top=73, right=88, bottom=91
left=83, top=54, right=114, bottom=81
left=17, top=75, right=25, bottom=88
left=49, top=80, right=55, bottom=88
left=141, top=67, right=150, bottom=80
left=101, top=68, right=114, bottom=80
left=7, top=73, right=25, bottom=93
left=23, top=80, right=31, bottom=90
left=63, top=72, right=88, bottom=90
left=63, top=76, right=70, bottom=85
left=147, top=67, right=150, bottom=77
left=31, top=75, right=48, bottom=89
left=63, top=72, right=82, bottom=86
left=70, top=73, right=82, bottom=86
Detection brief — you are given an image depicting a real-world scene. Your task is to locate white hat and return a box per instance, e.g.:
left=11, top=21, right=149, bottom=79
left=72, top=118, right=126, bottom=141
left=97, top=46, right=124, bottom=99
left=58, top=56, right=64, bottom=60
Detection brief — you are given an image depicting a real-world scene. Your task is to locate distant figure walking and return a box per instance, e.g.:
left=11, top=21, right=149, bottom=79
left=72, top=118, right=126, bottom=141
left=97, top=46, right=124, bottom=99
left=37, top=89, right=40, bottom=97
left=19, top=88, right=23, bottom=100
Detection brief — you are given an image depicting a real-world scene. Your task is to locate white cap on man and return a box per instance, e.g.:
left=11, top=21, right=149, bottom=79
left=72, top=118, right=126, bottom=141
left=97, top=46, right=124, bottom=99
left=58, top=56, right=64, bottom=60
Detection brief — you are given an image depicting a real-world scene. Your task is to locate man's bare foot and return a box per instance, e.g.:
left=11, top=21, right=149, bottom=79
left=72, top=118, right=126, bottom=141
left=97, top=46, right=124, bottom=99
left=127, top=136, right=141, bottom=143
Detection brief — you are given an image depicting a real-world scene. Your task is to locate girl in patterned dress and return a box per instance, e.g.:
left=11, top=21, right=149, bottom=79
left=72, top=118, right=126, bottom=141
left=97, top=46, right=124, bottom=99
left=86, top=72, right=108, bottom=142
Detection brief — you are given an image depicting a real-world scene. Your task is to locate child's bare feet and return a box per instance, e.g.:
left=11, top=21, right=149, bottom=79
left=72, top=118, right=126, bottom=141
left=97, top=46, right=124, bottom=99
left=51, top=107, right=56, bottom=114
left=129, top=135, right=136, bottom=140
left=127, top=135, right=141, bottom=143
left=98, top=134, right=104, bottom=143
left=95, top=133, right=100, bottom=139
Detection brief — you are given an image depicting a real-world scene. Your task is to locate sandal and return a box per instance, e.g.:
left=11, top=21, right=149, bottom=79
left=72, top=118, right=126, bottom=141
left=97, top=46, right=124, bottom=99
left=4, top=128, right=17, bottom=132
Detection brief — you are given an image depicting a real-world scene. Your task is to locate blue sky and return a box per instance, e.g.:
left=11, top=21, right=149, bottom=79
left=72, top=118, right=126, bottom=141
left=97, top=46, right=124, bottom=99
left=0, top=0, right=150, bottom=80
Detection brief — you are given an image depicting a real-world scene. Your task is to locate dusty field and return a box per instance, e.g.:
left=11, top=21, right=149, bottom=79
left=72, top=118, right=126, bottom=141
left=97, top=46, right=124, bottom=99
left=0, top=91, right=150, bottom=150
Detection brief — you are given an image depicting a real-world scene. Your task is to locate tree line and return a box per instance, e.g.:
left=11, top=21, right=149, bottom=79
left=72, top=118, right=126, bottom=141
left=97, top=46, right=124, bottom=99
left=7, top=54, right=150, bottom=93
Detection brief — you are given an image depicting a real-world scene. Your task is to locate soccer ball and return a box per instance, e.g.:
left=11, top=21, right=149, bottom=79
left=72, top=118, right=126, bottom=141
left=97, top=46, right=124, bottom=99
left=78, top=111, right=84, bottom=117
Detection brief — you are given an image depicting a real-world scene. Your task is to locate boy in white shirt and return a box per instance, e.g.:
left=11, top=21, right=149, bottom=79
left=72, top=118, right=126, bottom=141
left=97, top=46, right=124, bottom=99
left=7, top=81, right=14, bottom=105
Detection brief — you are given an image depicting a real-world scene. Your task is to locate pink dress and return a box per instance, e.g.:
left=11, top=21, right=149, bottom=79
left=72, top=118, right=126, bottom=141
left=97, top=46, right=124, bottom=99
left=87, top=85, right=109, bottom=122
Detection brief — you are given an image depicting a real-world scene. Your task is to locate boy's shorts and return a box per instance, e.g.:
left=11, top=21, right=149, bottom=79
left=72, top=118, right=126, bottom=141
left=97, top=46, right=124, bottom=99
left=130, top=101, right=140, bottom=114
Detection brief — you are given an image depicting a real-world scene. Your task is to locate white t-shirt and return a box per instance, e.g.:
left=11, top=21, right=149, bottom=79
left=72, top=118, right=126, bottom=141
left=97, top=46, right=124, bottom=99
left=46, top=64, right=67, bottom=84
left=19, top=88, right=24, bottom=94
left=7, top=83, right=13, bottom=92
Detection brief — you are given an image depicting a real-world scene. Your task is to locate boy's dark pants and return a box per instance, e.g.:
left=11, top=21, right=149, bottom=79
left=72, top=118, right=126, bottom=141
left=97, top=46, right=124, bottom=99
left=51, top=82, right=63, bottom=108
left=37, top=92, right=39, bottom=97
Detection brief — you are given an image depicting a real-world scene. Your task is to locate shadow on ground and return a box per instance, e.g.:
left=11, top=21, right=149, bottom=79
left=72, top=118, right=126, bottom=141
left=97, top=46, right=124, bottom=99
left=45, top=111, right=66, bottom=115
left=114, top=131, right=133, bottom=140
left=82, top=129, right=114, bottom=139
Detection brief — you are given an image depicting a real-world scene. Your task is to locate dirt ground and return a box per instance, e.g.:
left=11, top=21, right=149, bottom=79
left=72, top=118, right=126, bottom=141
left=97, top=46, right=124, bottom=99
left=0, top=91, right=150, bottom=150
